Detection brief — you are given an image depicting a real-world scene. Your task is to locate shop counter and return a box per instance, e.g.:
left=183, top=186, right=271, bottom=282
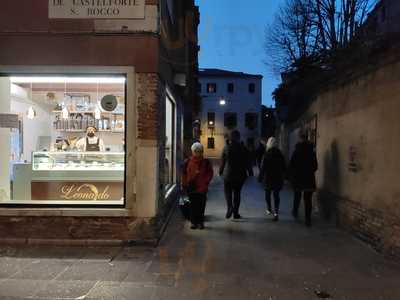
left=13, top=152, right=125, bottom=203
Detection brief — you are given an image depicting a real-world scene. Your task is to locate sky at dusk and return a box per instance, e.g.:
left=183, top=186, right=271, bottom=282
left=195, top=0, right=284, bottom=107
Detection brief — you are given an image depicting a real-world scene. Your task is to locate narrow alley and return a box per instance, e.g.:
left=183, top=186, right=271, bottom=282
left=1, top=175, right=400, bottom=300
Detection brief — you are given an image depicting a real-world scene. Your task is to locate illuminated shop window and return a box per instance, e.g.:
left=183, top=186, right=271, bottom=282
left=0, top=75, right=126, bottom=206
left=165, top=95, right=175, bottom=189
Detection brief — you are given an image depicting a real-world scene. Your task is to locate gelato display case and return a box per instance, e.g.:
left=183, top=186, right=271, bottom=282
left=32, top=151, right=125, bottom=171
left=12, top=152, right=125, bottom=204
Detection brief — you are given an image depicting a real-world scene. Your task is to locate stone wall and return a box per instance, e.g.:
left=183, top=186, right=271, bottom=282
left=291, top=56, right=400, bottom=259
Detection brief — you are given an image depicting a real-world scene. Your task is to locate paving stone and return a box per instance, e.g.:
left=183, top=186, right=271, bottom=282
left=0, top=279, right=48, bottom=298
left=86, top=281, right=155, bottom=300
left=1, top=176, right=400, bottom=299
left=34, top=280, right=96, bottom=299
left=55, top=261, right=130, bottom=282
left=10, top=259, right=71, bottom=280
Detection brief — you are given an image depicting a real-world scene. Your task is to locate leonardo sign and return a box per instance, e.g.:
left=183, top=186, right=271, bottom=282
left=49, top=0, right=145, bottom=19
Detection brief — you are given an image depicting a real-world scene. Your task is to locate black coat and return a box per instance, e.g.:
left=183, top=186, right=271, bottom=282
left=289, top=141, right=318, bottom=190
left=259, top=147, right=286, bottom=190
left=219, top=141, right=252, bottom=185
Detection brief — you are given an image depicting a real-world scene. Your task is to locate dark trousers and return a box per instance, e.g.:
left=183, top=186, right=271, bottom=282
left=293, top=191, right=313, bottom=224
left=265, top=189, right=281, bottom=214
left=224, top=181, right=243, bottom=216
left=189, top=193, right=207, bottom=225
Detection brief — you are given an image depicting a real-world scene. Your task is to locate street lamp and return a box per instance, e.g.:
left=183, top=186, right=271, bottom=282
left=219, top=97, right=226, bottom=106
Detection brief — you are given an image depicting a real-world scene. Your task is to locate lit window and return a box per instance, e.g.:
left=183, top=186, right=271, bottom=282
left=2, top=74, right=126, bottom=206
left=207, top=112, right=215, bottom=127
left=207, top=138, right=215, bottom=149
left=207, top=83, right=217, bottom=94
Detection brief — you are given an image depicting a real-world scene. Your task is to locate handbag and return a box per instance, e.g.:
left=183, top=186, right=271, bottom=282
left=179, top=194, right=191, bottom=220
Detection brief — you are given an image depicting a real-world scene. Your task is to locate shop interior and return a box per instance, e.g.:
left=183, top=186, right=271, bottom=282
left=0, top=76, right=126, bottom=205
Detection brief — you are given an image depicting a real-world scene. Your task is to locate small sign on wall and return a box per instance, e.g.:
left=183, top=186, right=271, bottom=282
left=49, top=0, right=146, bottom=19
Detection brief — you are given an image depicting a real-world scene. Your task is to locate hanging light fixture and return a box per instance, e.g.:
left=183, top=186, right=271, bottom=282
left=27, top=106, right=36, bottom=119
left=62, top=105, right=69, bottom=119
left=62, top=81, right=69, bottom=120
left=95, top=106, right=101, bottom=120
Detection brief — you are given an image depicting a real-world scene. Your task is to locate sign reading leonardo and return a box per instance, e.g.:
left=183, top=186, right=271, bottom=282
left=49, top=0, right=145, bottom=19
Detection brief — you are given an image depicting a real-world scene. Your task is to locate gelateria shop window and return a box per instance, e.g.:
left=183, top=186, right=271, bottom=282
left=165, top=94, right=175, bottom=190
left=0, top=75, right=126, bottom=206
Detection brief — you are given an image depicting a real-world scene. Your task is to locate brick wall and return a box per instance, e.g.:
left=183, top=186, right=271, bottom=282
left=0, top=216, right=158, bottom=244
left=137, top=73, right=161, bottom=140
left=337, top=197, right=400, bottom=260
left=282, top=50, right=400, bottom=261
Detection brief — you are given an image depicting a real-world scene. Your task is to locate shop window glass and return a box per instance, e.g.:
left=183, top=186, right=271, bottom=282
left=165, top=95, right=175, bottom=189
left=0, top=75, right=126, bottom=206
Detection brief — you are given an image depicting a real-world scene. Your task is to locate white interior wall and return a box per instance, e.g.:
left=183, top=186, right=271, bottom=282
left=11, top=84, right=52, bottom=161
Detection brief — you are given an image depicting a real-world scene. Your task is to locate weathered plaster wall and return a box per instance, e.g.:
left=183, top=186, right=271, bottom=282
left=300, top=59, right=400, bottom=258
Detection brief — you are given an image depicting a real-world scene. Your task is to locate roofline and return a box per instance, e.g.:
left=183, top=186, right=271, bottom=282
left=199, top=68, right=263, bottom=79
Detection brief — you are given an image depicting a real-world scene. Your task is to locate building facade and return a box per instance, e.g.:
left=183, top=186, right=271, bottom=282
left=362, top=0, right=400, bottom=36
left=276, top=41, right=400, bottom=260
left=0, top=0, right=199, bottom=244
left=197, top=69, right=262, bottom=158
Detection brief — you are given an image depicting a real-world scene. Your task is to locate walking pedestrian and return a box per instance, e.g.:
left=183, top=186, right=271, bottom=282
left=289, top=131, right=318, bottom=227
left=255, top=140, right=266, bottom=171
left=182, top=142, right=214, bottom=230
left=219, top=130, right=253, bottom=219
left=258, top=137, right=286, bottom=221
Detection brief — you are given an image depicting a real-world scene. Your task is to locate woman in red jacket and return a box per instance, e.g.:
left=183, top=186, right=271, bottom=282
left=182, top=142, right=214, bottom=229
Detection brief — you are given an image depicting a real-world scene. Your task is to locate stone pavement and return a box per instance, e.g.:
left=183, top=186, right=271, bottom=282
left=1, top=175, right=400, bottom=299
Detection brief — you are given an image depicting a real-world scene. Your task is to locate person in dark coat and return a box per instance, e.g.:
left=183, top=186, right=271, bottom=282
left=258, top=137, right=286, bottom=221
left=255, top=140, right=266, bottom=171
left=219, top=130, right=253, bottom=219
left=289, top=131, right=318, bottom=227
left=182, top=142, right=214, bottom=229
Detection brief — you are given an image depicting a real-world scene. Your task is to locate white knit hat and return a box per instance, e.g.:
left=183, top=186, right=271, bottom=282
left=266, top=137, right=277, bottom=150
left=191, top=142, right=204, bottom=152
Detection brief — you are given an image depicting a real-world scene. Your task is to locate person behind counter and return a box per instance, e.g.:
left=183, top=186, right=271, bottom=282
left=76, top=126, right=105, bottom=152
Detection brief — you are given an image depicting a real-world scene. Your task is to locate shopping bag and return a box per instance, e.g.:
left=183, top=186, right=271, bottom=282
left=179, top=194, right=191, bottom=220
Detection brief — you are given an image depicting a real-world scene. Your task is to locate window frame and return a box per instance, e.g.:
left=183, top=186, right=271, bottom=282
left=245, top=112, right=258, bottom=130
left=207, top=83, right=217, bottom=94
left=207, top=137, right=215, bottom=149
left=227, top=83, right=234, bottom=94
left=0, top=66, right=135, bottom=209
left=165, top=87, right=177, bottom=192
left=248, top=83, right=256, bottom=94
left=224, top=112, right=237, bottom=129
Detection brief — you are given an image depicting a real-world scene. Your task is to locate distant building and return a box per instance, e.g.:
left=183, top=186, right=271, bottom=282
left=362, top=0, right=400, bottom=36
left=198, top=68, right=262, bottom=158
left=261, top=105, right=277, bottom=139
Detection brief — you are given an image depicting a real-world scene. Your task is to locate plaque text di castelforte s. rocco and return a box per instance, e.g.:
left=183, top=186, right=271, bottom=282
left=49, top=0, right=145, bottom=19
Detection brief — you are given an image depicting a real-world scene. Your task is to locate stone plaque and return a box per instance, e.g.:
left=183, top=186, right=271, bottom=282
left=49, top=0, right=145, bottom=19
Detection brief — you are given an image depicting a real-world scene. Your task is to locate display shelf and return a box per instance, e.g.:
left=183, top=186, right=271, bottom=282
left=53, top=110, right=124, bottom=115
left=32, top=151, right=125, bottom=171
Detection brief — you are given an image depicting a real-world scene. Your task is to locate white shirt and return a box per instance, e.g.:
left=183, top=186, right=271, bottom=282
left=76, top=136, right=105, bottom=152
